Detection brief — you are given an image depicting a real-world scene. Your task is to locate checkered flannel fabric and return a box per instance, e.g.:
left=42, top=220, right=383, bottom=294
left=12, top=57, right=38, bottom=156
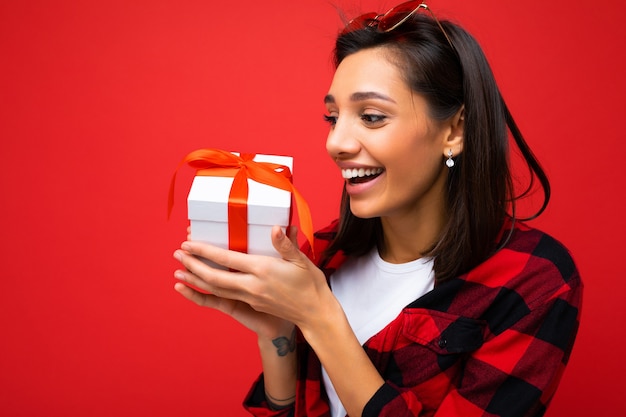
left=244, top=220, right=582, bottom=417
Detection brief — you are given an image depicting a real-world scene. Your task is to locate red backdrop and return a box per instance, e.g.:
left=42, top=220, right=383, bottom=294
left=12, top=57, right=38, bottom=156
left=1, top=0, right=624, bottom=415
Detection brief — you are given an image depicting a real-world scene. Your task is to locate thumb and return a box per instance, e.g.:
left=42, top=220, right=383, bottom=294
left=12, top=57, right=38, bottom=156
left=271, top=225, right=304, bottom=264
left=287, top=225, right=299, bottom=246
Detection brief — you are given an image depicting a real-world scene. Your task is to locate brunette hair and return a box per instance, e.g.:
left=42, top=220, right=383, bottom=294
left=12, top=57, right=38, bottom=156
left=323, top=14, right=550, bottom=283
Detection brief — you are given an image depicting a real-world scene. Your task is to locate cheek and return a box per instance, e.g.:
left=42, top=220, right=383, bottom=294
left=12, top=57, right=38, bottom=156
left=385, top=142, right=444, bottom=186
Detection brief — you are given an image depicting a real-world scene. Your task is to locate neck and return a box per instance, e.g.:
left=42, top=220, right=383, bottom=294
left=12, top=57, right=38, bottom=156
left=378, top=202, right=447, bottom=265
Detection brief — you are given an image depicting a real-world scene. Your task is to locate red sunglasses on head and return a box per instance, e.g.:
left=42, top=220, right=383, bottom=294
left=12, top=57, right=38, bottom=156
left=341, top=1, right=454, bottom=50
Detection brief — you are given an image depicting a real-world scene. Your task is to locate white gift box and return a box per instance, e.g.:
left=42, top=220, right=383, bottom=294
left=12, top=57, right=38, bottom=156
left=187, top=153, right=293, bottom=262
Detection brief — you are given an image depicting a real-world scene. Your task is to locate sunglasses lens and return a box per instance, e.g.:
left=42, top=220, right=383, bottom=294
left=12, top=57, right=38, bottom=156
left=341, top=12, right=379, bottom=35
left=341, top=2, right=454, bottom=51
left=378, top=1, right=423, bottom=32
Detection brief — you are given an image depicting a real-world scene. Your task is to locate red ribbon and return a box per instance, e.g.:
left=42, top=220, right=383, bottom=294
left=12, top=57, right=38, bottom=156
left=168, top=148, right=314, bottom=257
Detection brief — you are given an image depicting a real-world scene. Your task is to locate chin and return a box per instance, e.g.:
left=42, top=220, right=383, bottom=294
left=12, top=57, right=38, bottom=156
left=349, top=203, right=380, bottom=220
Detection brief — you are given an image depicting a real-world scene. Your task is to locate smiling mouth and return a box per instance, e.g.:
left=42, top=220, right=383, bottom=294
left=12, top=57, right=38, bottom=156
left=342, top=167, right=384, bottom=184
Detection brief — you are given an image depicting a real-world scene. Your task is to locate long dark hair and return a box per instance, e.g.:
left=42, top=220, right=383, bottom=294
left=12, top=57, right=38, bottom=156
left=323, top=14, right=550, bottom=283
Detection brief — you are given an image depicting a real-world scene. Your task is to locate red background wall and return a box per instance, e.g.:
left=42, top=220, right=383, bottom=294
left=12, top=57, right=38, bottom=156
left=1, top=0, right=624, bottom=415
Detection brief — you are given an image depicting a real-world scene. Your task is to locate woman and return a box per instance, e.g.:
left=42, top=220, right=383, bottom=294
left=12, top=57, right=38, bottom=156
left=173, top=2, right=582, bottom=416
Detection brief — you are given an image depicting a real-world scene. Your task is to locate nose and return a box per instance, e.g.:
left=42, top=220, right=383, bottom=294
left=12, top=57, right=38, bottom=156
left=325, top=118, right=361, bottom=160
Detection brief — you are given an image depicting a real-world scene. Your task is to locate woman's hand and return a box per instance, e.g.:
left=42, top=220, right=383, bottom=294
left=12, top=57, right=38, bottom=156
left=173, top=225, right=334, bottom=338
left=174, top=226, right=382, bottom=416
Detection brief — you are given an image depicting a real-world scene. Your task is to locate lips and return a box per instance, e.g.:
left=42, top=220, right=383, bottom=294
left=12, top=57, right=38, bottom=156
left=342, top=167, right=384, bottom=184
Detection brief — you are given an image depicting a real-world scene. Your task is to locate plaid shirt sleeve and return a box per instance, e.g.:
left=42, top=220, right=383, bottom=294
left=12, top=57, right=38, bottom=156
left=244, top=221, right=582, bottom=417
left=243, top=374, right=296, bottom=417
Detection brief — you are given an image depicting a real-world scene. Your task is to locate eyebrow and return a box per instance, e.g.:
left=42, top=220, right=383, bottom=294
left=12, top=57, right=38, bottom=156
left=324, top=91, right=397, bottom=104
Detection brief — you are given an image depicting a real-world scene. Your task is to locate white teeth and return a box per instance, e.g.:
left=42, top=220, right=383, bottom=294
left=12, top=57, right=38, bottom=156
left=341, top=167, right=383, bottom=179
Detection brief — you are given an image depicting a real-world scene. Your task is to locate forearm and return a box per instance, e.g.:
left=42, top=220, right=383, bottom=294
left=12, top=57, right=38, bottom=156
left=257, top=327, right=297, bottom=409
left=300, top=296, right=385, bottom=417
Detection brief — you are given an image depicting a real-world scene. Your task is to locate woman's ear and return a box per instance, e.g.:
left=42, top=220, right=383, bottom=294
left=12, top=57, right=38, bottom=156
left=442, top=105, right=464, bottom=158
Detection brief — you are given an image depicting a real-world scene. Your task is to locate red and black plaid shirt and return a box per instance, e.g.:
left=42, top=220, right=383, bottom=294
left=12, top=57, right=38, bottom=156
left=244, top=220, right=582, bottom=417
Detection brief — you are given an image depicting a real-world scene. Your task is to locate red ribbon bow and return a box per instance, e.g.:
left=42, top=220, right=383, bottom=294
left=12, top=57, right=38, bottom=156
left=168, top=148, right=314, bottom=257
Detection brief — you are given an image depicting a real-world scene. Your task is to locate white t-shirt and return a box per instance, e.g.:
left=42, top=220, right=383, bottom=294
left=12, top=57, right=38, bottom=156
left=321, top=248, right=435, bottom=417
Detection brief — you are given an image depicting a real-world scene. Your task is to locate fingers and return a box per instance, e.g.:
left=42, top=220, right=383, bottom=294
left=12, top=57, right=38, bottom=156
left=174, top=248, right=252, bottom=300
left=174, top=281, right=217, bottom=308
left=287, top=225, right=299, bottom=246
left=174, top=281, right=239, bottom=316
left=173, top=226, right=310, bottom=307
left=178, top=240, right=258, bottom=273
left=271, top=225, right=306, bottom=267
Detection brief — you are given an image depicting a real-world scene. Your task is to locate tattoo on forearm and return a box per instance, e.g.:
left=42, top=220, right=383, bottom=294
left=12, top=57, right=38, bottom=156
left=272, top=328, right=296, bottom=357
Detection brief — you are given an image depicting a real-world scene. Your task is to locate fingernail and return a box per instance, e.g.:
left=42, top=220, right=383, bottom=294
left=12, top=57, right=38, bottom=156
left=181, top=242, right=191, bottom=251
left=174, top=270, right=185, bottom=280
left=174, top=250, right=182, bottom=261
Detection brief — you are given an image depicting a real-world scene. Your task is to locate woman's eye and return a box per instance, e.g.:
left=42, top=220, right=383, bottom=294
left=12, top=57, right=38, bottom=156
left=323, top=114, right=337, bottom=126
left=361, top=113, right=386, bottom=124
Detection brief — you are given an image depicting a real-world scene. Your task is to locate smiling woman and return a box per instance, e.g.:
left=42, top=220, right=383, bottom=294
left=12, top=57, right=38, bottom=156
left=172, top=2, right=583, bottom=417
left=3, top=0, right=625, bottom=415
